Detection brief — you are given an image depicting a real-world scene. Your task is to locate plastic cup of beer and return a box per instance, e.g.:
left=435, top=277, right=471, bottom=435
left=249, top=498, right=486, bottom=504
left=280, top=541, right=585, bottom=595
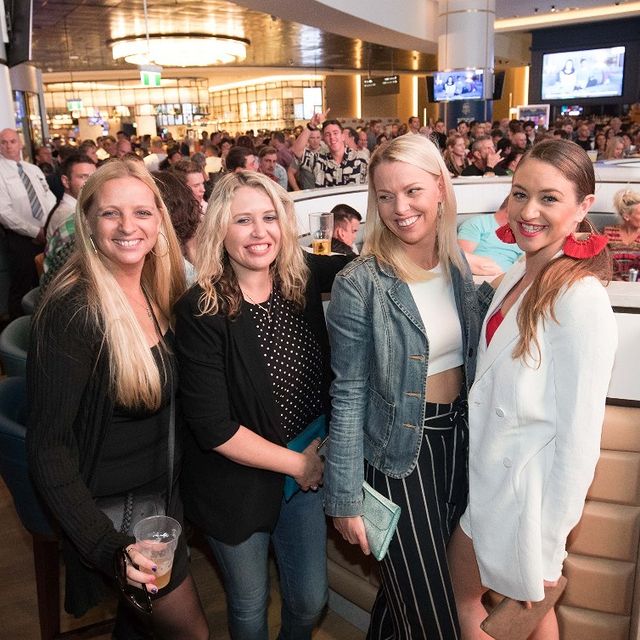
left=587, top=150, right=598, bottom=162
left=133, top=515, right=182, bottom=590
left=309, top=212, right=334, bottom=255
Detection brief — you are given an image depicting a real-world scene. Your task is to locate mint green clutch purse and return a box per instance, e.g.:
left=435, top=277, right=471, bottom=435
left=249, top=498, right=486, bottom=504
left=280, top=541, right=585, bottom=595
left=362, top=481, right=401, bottom=561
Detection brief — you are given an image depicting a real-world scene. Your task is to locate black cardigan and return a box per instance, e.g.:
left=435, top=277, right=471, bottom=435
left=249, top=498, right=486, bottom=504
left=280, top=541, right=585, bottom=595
left=174, top=252, right=349, bottom=544
left=26, top=288, right=135, bottom=616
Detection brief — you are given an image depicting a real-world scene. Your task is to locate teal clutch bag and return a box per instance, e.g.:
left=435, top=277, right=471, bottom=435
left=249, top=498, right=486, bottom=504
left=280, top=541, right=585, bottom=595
left=283, top=414, right=327, bottom=501
left=362, top=481, right=401, bottom=561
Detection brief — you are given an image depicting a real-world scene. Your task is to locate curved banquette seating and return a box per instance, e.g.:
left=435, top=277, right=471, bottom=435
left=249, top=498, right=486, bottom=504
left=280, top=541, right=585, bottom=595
left=292, top=165, right=640, bottom=638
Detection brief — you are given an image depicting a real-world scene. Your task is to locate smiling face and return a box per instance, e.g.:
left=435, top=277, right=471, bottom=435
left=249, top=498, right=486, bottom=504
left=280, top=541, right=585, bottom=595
left=508, top=158, right=593, bottom=267
left=373, top=161, right=442, bottom=268
left=224, top=186, right=281, bottom=279
left=323, top=124, right=344, bottom=155
left=87, top=177, right=161, bottom=276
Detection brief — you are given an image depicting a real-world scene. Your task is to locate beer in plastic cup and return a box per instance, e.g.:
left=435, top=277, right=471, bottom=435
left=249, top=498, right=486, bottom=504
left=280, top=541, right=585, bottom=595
left=133, top=515, right=182, bottom=590
left=309, top=212, right=334, bottom=255
left=587, top=150, right=598, bottom=162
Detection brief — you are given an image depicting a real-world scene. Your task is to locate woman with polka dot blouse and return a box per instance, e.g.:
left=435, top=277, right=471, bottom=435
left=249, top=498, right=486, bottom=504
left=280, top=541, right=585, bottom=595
left=174, top=171, right=350, bottom=640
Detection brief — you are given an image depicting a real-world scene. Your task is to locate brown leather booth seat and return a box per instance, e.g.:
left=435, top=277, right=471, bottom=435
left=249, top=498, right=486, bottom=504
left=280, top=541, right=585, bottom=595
left=560, top=404, right=640, bottom=640
left=327, top=404, right=640, bottom=639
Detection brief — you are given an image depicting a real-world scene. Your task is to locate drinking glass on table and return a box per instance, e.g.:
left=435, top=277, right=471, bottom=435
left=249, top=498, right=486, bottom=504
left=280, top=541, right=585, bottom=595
left=309, top=212, right=334, bottom=255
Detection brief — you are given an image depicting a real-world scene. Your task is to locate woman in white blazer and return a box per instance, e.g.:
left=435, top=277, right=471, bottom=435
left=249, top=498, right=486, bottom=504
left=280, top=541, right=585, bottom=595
left=447, top=139, right=618, bottom=639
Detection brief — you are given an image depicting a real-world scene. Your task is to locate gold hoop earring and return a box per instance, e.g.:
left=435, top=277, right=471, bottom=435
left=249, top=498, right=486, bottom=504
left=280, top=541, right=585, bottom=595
left=150, top=232, right=170, bottom=258
left=89, top=235, right=98, bottom=254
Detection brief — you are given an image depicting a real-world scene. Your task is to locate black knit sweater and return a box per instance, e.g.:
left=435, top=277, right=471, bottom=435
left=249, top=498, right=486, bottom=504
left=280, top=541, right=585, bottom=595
left=26, top=287, right=135, bottom=616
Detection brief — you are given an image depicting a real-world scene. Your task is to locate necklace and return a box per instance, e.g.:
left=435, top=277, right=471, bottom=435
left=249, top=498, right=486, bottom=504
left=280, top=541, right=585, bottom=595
left=245, top=290, right=273, bottom=321
left=128, top=288, right=153, bottom=318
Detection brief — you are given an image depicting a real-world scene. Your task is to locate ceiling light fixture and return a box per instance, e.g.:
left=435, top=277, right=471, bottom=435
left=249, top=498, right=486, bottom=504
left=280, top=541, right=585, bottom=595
left=496, top=1, right=640, bottom=31
left=108, top=33, right=250, bottom=67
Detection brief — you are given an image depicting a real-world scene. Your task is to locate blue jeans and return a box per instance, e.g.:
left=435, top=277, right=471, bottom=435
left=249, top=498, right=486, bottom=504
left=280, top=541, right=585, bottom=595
left=207, top=488, right=328, bottom=640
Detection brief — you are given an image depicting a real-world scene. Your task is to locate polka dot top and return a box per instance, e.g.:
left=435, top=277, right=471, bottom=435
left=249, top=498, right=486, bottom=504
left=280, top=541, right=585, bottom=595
left=247, top=287, right=323, bottom=441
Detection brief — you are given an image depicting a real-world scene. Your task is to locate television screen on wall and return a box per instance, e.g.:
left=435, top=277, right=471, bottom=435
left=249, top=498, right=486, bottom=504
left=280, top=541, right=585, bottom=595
left=541, top=46, right=625, bottom=100
left=432, top=69, right=484, bottom=102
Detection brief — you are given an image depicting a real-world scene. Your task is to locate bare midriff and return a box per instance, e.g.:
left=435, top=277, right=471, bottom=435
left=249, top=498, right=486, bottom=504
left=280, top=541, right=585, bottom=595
left=426, top=365, right=463, bottom=404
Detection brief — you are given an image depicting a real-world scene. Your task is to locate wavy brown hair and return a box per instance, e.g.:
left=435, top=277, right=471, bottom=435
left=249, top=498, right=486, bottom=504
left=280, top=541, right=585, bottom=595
left=512, top=139, right=611, bottom=364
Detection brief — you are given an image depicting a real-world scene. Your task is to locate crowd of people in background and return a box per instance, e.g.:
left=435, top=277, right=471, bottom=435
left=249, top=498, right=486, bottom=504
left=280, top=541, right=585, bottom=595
left=2, top=110, right=639, bottom=322
left=34, top=112, right=640, bottom=194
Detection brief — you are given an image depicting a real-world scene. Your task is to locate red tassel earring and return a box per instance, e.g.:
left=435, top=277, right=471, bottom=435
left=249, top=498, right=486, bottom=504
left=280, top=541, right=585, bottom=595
left=562, top=232, right=608, bottom=259
left=496, top=224, right=517, bottom=244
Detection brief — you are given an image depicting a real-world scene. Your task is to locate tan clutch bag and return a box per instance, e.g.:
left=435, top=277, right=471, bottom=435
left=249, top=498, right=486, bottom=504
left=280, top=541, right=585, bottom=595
left=480, top=575, right=568, bottom=640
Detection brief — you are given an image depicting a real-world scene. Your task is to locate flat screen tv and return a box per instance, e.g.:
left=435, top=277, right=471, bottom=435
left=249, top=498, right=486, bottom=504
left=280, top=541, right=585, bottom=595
left=432, top=69, right=484, bottom=102
left=541, top=46, right=625, bottom=100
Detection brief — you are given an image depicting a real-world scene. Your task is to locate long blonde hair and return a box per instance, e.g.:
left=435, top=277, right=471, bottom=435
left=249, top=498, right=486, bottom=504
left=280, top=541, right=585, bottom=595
left=37, top=158, right=186, bottom=410
left=512, top=140, right=611, bottom=364
left=363, top=134, right=466, bottom=282
left=195, top=171, right=308, bottom=317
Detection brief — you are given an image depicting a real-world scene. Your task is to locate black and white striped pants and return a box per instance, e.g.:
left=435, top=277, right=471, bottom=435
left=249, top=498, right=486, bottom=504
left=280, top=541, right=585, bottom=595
left=365, top=397, right=468, bottom=640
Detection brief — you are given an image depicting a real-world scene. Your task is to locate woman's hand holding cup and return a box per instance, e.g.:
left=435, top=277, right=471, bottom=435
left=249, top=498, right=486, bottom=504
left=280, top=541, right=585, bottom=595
left=124, top=544, right=159, bottom=593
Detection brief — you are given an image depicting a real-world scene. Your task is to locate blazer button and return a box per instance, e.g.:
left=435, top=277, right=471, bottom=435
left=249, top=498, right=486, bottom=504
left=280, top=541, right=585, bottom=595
left=503, top=457, right=512, bottom=468
left=495, top=408, right=505, bottom=417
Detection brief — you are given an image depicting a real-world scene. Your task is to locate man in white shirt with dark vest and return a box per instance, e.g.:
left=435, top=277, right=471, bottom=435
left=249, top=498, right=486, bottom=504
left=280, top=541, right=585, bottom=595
left=0, top=128, right=56, bottom=317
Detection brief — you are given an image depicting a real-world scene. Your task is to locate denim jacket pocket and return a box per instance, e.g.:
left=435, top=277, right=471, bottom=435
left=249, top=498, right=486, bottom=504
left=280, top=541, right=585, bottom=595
left=363, top=387, right=395, bottom=459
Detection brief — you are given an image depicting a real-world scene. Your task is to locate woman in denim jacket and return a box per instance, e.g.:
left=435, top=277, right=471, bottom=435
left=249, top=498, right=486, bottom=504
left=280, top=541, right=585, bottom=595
left=325, top=135, right=487, bottom=639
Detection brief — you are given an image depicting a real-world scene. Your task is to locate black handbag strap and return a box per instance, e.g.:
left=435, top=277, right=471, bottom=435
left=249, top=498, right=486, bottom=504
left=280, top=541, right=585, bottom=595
left=143, top=286, right=175, bottom=512
left=166, top=369, right=175, bottom=511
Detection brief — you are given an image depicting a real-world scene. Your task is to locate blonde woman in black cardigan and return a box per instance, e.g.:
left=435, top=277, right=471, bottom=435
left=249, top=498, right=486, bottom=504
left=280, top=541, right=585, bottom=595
left=174, top=171, right=348, bottom=640
left=27, top=158, right=209, bottom=639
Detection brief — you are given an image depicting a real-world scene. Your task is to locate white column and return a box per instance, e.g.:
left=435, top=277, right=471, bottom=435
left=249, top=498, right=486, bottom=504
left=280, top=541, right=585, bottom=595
left=437, top=0, right=495, bottom=71
left=0, top=64, right=15, bottom=130
left=0, top=19, right=15, bottom=131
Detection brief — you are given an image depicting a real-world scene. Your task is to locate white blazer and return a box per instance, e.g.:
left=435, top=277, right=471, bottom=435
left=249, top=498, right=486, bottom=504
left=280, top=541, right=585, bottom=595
left=462, top=259, right=618, bottom=602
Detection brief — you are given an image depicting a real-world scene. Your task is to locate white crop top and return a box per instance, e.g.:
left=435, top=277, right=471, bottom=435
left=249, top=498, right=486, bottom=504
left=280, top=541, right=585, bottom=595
left=408, top=264, right=464, bottom=376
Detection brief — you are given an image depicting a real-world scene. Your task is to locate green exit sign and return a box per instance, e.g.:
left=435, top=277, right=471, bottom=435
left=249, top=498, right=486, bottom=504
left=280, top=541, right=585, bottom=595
left=140, top=70, right=161, bottom=86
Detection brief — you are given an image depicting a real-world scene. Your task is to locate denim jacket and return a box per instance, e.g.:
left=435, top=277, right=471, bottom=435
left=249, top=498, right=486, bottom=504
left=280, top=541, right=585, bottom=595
left=324, top=254, right=487, bottom=517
